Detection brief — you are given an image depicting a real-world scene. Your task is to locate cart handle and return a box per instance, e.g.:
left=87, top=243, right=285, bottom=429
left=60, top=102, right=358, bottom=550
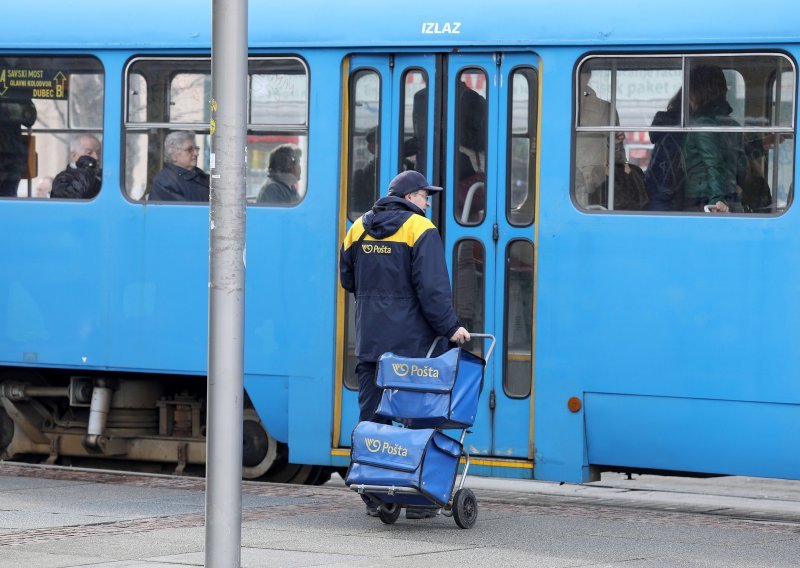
left=425, top=333, right=496, bottom=363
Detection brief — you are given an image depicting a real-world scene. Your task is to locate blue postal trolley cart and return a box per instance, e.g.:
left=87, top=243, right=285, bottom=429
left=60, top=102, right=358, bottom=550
left=346, top=334, right=495, bottom=529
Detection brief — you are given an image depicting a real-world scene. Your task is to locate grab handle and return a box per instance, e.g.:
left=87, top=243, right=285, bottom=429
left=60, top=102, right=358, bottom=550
left=425, top=332, right=496, bottom=362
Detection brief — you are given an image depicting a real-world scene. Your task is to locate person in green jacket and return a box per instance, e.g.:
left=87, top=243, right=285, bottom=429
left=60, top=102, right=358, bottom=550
left=682, top=64, right=747, bottom=212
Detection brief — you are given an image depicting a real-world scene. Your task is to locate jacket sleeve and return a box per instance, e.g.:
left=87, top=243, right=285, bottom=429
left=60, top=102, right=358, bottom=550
left=51, top=167, right=96, bottom=199
left=339, top=223, right=360, bottom=293
left=410, top=227, right=460, bottom=339
left=149, top=168, right=179, bottom=201
left=693, top=131, right=731, bottom=204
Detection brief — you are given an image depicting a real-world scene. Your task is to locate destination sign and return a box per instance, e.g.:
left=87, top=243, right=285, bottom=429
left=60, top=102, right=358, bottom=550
left=0, top=68, right=68, bottom=99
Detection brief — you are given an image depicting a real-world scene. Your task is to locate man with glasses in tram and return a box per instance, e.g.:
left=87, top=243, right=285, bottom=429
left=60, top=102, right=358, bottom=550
left=339, top=170, right=470, bottom=519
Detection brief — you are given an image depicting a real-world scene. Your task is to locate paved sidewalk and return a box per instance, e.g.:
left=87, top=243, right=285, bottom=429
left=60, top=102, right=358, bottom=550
left=2, top=462, right=800, bottom=567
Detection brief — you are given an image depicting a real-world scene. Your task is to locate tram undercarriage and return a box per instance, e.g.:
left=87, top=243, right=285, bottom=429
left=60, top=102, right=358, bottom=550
left=0, top=369, right=330, bottom=484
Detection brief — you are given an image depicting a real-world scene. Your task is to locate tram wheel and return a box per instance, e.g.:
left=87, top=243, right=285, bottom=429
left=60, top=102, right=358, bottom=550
left=0, top=407, right=13, bottom=456
left=452, top=488, right=478, bottom=529
left=241, top=409, right=278, bottom=479
left=305, top=466, right=332, bottom=486
left=378, top=504, right=402, bottom=524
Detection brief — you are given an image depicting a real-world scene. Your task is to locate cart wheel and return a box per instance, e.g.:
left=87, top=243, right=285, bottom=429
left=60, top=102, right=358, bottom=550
left=453, top=488, right=478, bottom=529
left=378, top=504, right=402, bottom=525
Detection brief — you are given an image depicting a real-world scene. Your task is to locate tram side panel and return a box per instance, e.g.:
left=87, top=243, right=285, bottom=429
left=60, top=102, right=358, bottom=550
left=534, top=46, right=800, bottom=483
left=0, top=49, right=342, bottom=479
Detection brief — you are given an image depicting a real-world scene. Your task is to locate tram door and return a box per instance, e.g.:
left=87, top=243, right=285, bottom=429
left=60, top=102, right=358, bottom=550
left=336, top=52, right=537, bottom=461
left=445, top=53, right=537, bottom=459
left=337, top=54, right=438, bottom=447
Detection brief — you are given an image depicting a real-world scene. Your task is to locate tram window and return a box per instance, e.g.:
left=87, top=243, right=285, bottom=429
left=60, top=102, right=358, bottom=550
left=124, top=56, right=309, bottom=205
left=170, top=73, right=210, bottom=123
left=453, top=239, right=486, bottom=357
left=0, top=56, right=104, bottom=200
left=348, top=69, right=380, bottom=220
left=399, top=69, right=428, bottom=177
left=454, top=69, right=488, bottom=226
left=504, top=240, right=534, bottom=398
left=773, top=70, right=795, bottom=129
left=507, top=67, right=537, bottom=227
left=573, top=54, right=796, bottom=215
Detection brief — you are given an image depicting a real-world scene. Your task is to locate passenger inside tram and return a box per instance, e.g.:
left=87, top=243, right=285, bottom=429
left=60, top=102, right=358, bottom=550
left=257, top=143, right=303, bottom=205
left=50, top=133, right=103, bottom=200
left=682, top=64, right=747, bottom=213
left=148, top=130, right=210, bottom=202
left=575, top=66, right=620, bottom=209
left=0, top=96, right=36, bottom=197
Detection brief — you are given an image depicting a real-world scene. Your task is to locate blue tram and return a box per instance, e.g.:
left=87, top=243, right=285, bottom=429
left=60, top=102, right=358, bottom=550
left=0, top=0, right=797, bottom=483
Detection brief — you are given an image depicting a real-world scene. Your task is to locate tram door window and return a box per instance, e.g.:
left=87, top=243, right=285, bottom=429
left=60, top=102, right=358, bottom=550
left=0, top=56, right=104, bottom=200
left=342, top=68, right=382, bottom=391
left=399, top=69, right=428, bottom=177
left=124, top=56, right=308, bottom=203
left=445, top=53, right=537, bottom=459
left=347, top=69, right=381, bottom=221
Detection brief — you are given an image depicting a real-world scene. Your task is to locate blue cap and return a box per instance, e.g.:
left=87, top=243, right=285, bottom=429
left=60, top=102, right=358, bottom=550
left=387, top=170, right=443, bottom=197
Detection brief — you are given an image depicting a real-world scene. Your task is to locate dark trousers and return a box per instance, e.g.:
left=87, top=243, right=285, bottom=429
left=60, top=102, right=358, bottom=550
left=356, top=360, right=390, bottom=424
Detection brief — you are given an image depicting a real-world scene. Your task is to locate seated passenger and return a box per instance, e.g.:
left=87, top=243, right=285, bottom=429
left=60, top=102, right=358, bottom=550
left=50, top=134, right=102, bottom=200
left=257, top=144, right=302, bottom=204
left=682, top=65, right=747, bottom=212
left=149, top=131, right=209, bottom=202
left=575, top=67, right=620, bottom=208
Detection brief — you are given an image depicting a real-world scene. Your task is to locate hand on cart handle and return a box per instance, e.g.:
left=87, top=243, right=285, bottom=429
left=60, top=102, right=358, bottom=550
left=426, top=332, right=495, bottom=361
left=450, top=327, right=470, bottom=345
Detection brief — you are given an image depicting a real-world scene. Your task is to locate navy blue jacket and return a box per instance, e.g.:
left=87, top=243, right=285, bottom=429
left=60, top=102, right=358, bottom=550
left=149, top=163, right=209, bottom=202
left=340, top=196, right=460, bottom=362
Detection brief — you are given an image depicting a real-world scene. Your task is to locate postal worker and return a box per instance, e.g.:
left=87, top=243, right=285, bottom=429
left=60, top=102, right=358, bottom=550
left=340, top=170, right=469, bottom=517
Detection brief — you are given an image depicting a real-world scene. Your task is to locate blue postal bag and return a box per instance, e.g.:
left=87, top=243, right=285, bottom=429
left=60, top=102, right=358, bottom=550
left=375, top=347, right=485, bottom=428
left=346, top=421, right=462, bottom=506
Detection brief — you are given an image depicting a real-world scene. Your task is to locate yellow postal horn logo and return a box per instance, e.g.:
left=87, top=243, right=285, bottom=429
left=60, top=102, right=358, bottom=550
left=392, top=363, right=409, bottom=376
left=364, top=437, right=382, bottom=453
left=361, top=244, right=373, bottom=254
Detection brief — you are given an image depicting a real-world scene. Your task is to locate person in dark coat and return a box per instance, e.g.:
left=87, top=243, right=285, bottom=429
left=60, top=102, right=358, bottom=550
left=645, top=90, right=685, bottom=211
left=682, top=65, right=747, bottom=212
left=0, top=96, right=36, bottom=198
left=149, top=130, right=209, bottom=202
left=339, top=170, right=470, bottom=518
left=257, top=144, right=302, bottom=204
left=51, top=134, right=103, bottom=200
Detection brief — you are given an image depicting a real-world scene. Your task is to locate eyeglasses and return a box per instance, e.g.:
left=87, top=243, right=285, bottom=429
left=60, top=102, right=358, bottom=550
left=182, top=145, right=200, bottom=153
left=412, top=191, right=431, bottom=202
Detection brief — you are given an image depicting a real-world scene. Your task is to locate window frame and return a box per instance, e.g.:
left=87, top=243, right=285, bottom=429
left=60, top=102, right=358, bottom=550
left=122, top=54, right=310, bottom=205
left=506, top=65, right=538, bottom=227
left=502, top=238, right=535, bottom=399
left=572, top=51, right=797, bottom=216
left=0, top=54, right=105, bottom=201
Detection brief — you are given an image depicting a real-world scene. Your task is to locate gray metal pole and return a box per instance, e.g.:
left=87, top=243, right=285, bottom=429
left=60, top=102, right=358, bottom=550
left=206, top=0, right=248, bottom=566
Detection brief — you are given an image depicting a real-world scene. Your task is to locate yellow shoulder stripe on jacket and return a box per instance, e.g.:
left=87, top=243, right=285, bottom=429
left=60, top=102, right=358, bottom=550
left=342, top=218, right=366, bottom=251
left=343, top=215, right=435, bottom=250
